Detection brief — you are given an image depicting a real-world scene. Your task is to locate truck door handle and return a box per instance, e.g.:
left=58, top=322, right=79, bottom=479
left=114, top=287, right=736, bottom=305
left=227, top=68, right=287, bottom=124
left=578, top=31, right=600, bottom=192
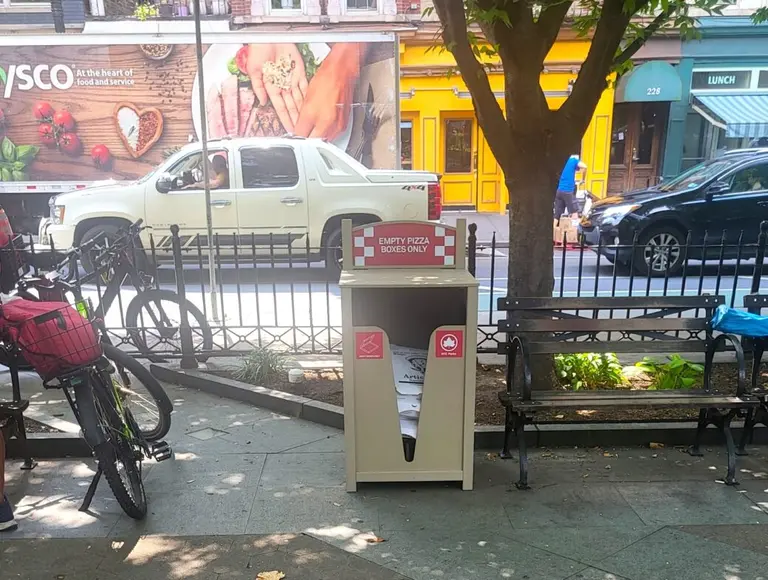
left=210, top=200, right=231, bottom=208
left=280, top=197, right=304, bottom=205
left=758, top=201, right=768, bottom=207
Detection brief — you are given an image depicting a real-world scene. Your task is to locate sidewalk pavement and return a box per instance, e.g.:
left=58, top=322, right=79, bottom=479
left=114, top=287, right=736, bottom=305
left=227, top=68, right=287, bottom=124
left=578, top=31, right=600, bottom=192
left=440, top=211, right=509, bottom=246
left=2, top=379, right=768, bottom=580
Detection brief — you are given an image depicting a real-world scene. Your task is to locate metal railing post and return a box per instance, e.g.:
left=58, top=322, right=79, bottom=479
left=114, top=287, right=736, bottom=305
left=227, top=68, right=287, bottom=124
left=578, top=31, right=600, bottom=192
left=171, top=225, right=198, bottom=370
left=750, top=220, right=768, bottom=298
left=467, top=223, right=477, bottom=276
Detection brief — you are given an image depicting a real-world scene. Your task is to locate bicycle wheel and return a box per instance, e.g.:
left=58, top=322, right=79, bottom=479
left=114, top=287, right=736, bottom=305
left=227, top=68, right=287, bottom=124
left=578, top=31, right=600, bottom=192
left=125, top=289, right=213, bottom=360
left=73, top=371, right=147, bottom=520
left=102, top=343, right=173, bottom=442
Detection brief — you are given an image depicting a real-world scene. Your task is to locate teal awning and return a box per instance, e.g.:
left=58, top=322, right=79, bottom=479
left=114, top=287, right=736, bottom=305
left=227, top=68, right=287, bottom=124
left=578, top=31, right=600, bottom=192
left=615, top=61, right=682, bottom=103
left=692, top=94, right=768, bottom=139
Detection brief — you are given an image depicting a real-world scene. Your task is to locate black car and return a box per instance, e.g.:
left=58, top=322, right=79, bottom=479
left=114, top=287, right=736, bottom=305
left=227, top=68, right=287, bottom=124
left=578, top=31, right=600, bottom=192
left=580, top=151, right=768, bottom=276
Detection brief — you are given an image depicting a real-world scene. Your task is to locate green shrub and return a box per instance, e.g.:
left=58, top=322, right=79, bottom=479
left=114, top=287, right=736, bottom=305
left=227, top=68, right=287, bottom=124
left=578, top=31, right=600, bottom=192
left=554, top=353, right=625, bottom=391
left=634, top=355, right=704, bottom=390
left=234, top=347, right=288, bottom=386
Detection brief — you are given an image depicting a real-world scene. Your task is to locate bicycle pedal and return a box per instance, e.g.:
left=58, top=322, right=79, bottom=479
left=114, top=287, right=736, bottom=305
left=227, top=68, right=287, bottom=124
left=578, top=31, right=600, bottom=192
left=151, top=441, right=172, bottom=462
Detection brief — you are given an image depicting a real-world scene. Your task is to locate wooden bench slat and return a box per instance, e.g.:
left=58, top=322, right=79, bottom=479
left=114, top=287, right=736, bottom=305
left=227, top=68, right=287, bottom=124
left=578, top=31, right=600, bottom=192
left=500, top=318, right=708, bottom=333
left=497, top=296, right=724, bottom=311
left=503, top=394, right=757, bottom=410
left=524, top=340, right=709, bottom=354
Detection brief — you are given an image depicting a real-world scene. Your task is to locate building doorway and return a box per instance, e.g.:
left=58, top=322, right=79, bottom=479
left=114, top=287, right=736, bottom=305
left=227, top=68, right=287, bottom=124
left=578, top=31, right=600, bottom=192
left=440, top=116, right=501, bottom=212
left=608, top=102, right=668, bottom=194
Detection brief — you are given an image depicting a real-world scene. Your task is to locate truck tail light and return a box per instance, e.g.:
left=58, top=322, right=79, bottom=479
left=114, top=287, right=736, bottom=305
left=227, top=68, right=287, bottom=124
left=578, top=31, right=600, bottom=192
left=428, top=181, right=442, bottom=220
left=0, top=208, right=14, bottom=247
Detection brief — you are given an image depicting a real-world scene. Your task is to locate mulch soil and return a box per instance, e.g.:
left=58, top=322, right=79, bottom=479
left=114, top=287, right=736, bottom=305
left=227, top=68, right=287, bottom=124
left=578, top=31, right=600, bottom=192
left=1, top=417, right=60, bottom=434
left=221, top=362, right=767, bottom=425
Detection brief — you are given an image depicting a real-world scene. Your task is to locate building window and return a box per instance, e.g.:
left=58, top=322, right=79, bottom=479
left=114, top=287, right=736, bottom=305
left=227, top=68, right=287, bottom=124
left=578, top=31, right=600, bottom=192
left=271, top=0, right=301, bottom=9
left=347, top=0, right=377, bottom=9
left=444, top=119, right=473, bottom=174
left=3, top=0, right=50, bottom=6
left=401, top=120, right=413, bottom=170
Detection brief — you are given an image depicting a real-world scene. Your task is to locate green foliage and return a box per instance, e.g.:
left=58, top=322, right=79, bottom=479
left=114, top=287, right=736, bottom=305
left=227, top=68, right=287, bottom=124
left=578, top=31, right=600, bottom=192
left=0, top=137, right=38, bottom=182
left=635, top=355, right=704, bottom=390
left=133, top=3, right=159, bottom=20
left=234, top=347, right=288, bottom=386
left=555, top=352, right=625, bottom=391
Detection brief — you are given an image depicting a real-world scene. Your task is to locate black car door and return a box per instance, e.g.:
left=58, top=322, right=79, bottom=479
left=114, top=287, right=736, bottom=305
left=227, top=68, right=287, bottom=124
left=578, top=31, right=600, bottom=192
left=705, top=160, right=768, bottom=247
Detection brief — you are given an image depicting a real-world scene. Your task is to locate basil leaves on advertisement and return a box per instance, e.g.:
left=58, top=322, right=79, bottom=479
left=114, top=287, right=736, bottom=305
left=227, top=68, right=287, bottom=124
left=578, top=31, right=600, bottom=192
left=0, top=137, right=38, bottom=181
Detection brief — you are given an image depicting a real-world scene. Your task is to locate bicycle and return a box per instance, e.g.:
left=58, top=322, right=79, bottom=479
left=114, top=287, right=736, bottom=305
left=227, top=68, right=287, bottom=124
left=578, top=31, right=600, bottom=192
left=5, top=221, right=192, bottom=441
left=49, top=219, right=214, bottom=360
left=0, top=300, right=169, bottom=519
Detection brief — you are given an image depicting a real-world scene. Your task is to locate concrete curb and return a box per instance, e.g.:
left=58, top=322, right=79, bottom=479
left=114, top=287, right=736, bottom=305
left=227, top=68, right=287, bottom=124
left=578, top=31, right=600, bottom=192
left=6, top=433, right=91, bottom=460
left=477, top=240, right=509, bottom=249
left=151, top=364, right=767, bottom=449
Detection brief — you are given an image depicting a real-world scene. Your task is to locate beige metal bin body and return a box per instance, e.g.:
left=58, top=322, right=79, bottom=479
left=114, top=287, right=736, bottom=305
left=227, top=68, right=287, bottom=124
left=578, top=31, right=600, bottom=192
left=340, top=220, right=478, bottom=492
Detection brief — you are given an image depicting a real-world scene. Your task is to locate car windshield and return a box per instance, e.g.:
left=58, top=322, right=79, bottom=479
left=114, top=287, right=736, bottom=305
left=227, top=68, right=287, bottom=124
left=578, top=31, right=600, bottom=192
left=658, top=158, right=737, bottom=192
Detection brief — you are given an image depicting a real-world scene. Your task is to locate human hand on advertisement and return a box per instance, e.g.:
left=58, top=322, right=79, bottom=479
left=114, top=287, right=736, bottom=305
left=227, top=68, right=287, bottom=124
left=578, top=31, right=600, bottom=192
left=294, top=44, right=361, bottom=140
left=245, top=43, right=308, bottom=132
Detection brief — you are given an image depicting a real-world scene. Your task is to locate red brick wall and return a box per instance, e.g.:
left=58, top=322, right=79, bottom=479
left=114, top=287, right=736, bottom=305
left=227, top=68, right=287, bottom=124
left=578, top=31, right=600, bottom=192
left=231, top=0, right=250, bottom=16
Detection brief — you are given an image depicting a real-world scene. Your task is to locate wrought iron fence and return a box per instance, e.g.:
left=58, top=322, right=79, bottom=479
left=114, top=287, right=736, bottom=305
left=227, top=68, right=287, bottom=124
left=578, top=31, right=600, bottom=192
left=5, top=220, right=768, bottom=360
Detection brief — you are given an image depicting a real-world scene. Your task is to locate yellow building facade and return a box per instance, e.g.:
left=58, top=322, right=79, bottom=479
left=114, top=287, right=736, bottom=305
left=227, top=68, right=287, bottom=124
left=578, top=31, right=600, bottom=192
left=399, top=39, right=615, bottom=213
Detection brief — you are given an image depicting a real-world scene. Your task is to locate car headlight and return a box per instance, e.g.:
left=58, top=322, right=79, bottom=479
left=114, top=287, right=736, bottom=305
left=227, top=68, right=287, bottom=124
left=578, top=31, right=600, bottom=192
left=52, top=205, right=65, bottom=224
left=598, top=204, right=639, bottom=227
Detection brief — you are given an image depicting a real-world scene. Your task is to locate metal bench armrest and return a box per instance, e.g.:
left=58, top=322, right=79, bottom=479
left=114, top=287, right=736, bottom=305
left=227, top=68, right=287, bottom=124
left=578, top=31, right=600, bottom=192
left=508, top=335, right=533, bottom=401
left=706, top=334, right=747, bottom=396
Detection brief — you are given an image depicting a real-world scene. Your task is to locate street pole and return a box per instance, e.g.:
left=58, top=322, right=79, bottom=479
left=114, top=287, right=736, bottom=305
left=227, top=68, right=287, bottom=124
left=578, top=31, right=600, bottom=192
left=192, top=0, right=220, bottom=322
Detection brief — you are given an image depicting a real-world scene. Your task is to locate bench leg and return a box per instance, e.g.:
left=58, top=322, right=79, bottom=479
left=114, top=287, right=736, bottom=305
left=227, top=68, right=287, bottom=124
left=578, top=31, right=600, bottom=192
left=513, top=413, right=530, bottom=491
left=737, top=408, right=755, bottom=456
left=720, top=409, right=739, bottom=486
left=500, top=407, right=514, bottom=459
left=688, top=408, right=708, bottom=457
left=15, top=415, right=37, bottom=471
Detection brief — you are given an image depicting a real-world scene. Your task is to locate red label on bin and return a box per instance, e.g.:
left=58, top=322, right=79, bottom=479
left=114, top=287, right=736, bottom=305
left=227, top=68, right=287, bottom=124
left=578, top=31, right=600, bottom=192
left=351, top=222, right=457, bottom=268
left=355, top=331, right=384, bottom=359
left=435, top=330, right=463, bottom=358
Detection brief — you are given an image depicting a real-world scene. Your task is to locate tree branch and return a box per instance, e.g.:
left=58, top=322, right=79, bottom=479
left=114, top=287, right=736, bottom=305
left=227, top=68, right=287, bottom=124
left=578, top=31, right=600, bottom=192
left=556, top=0, right=633, bottom=140
left=537, top=0, right=574, bottom=59
left=433, top=0, right=513, bottom=170
left=613, top=8, right=675, bottom=67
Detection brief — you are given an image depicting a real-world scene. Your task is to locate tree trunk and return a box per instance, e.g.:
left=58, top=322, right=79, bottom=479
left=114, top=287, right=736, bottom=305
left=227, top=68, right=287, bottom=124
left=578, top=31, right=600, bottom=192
left=505, top=151, right=558, bottom=299
left=504, top=143, right=562, bottom=390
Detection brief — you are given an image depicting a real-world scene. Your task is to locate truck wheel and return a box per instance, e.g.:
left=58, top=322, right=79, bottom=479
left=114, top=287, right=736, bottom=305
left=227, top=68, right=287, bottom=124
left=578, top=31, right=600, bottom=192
left=325, top=228, right=343, bottom=279
left=78, top=223, right=122, bottom=274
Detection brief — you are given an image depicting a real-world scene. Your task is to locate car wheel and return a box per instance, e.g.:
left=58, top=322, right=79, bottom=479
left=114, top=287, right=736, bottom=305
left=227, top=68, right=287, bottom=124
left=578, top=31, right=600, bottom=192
left=78, top=223, right=122, bottom=274
left=324, top=228, right=343, bottom=280
left=635, top=226, right=685, bottom=277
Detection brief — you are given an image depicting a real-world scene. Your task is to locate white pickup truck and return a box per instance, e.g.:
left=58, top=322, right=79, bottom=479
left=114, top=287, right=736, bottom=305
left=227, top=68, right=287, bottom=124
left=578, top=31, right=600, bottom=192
left=41, top=137, right=442, bottom=272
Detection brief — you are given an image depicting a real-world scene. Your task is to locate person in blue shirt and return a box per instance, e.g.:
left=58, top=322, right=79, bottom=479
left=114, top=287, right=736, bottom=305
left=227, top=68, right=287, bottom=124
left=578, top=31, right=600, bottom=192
left=554, top=154, right=587, bottom=223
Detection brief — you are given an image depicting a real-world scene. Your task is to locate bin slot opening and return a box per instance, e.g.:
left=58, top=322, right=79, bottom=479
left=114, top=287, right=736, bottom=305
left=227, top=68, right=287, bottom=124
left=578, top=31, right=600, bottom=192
left=392, top=343, right=427, bottom=462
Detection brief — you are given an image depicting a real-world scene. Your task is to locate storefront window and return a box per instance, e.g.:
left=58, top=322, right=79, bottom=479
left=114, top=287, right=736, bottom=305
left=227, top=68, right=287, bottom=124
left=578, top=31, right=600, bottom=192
left=444, top=120, right=473, bottom=173
left=610, top=107, right=628, bottom=165
left=682, top=113, right=706, bottom=171
left=401, top=120, right=413, bottom=170
left=637, top=103, right=660, bottom=165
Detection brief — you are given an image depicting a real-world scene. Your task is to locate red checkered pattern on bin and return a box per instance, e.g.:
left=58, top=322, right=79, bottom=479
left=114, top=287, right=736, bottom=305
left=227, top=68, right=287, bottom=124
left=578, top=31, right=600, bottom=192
left=352, top=225, right=456, bottom=267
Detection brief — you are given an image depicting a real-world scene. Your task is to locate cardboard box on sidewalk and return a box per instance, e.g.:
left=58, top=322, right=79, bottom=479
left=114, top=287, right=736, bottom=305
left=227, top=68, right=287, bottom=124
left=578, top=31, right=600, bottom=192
left=554, top=217, right=580, bottom=245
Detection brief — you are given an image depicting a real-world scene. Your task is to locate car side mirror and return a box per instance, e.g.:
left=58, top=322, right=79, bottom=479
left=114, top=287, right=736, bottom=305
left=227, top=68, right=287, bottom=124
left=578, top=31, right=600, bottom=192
left=707, top=180, right=730, bottom=197
left=156, top=173, right=174, bottom=194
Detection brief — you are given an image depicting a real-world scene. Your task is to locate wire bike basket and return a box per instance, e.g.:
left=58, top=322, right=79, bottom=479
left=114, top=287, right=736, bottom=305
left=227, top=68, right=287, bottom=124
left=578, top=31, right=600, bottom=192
left=0, top=300, right=103, bottom=382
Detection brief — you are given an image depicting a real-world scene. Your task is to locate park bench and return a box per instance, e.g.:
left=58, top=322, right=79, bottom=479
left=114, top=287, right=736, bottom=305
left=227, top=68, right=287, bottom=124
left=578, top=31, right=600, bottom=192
left=496, top=295, right=759, bottom=489
left=738, top=294, right=768, bottom=453
left=0, top=363, right=35, bottom=470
